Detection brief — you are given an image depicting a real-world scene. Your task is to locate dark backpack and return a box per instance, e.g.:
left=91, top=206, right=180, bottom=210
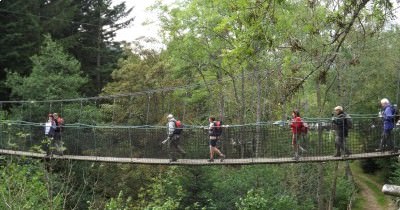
left=213, top=121, right=223, bottom=136
left=173, top=120, right=184, bottom=134
left=345, top=113, right=353, bottom=129
left=392, top=105, right=400, bottom=124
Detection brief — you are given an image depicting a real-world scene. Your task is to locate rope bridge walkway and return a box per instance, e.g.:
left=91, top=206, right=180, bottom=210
left=0, top=117, right=399, bottom=165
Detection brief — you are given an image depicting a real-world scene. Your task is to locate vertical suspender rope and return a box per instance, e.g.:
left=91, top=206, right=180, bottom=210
left=28, top=102, right=33, bottom=144
left=183, top=91, right=187, bottom=122
left=145, top=94, right=151, bottom=160
left=112, top=98, right=116, bottom=125
left=128, top=96, right=133, bottom=158
left=111, top=98, right=116, bottom=158
left=344, top=64, right=354, bottom=155
left=394, top=66, right=400, bottom=151
left=167, top=91, right=171, bottom=115
left=146, top=94, right=151, bottom=125
left=60, top=102, right=63, bottom=144
left=397, top=66, right=400, bottom=105
left=0, top=103, right=2, bottom=149
left=94, top=99, right=98, bottom=157
left=77, top=99, right=83, bottom=155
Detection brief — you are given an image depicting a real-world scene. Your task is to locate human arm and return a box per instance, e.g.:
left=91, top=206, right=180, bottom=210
left=332, top=114, right=344, bottom=126
left=167, top=121, right=175, bottom=137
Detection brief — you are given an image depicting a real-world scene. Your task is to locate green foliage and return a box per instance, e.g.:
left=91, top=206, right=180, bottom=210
left=135, top=165, right=318, bottom=209
left=0, top=160, right=62, bottom=209
left=6, top=34, right=87, bottom=101
left=390, top=161, right=400, bottom=185
left=71, top=0, right=133, bottom=95
left=137, top=166, right=184, bottom=209
left=235, top=189, right=269, bottom=210
left=103, top=191, right=134, bottom=210
left=1, top=0, right=400, bottom=209
left=102, top=47, right=172, bottom=124
left=360, top=159, right=380, bottom=174
left=236, top=190, right=304, bottom=210
left=334, top=176, right=355, bottom=210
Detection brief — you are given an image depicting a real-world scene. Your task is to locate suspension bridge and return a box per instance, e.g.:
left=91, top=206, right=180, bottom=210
left=0, top=116, right=398, bottom=165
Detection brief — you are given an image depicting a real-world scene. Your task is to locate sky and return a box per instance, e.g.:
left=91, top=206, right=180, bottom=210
left=112, top=0, right=171, bottom=50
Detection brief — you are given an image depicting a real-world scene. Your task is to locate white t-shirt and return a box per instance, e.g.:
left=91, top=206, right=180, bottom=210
left=45, top=122, right=52, bottom=135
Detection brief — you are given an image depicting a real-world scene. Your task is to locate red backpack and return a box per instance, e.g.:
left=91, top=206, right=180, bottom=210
left=173, top=120, right=184, bottom=134
left=55, top=117, right=65, bottom=132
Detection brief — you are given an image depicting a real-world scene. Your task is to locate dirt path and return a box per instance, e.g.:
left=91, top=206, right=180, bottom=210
left=353, top=173, right=395, bottom=210
left=353, top=175, right=382, bottom=210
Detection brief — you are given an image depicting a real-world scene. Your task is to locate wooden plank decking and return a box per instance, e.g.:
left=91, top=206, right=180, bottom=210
left=0, top=149, right=398, bottom=165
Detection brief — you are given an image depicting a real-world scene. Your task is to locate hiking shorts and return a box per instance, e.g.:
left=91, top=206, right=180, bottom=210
left=209, top=139, right=218, bottom=147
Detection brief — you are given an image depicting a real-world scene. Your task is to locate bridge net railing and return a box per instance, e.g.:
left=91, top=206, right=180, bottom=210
left=0, top=117, right=398, bottom=162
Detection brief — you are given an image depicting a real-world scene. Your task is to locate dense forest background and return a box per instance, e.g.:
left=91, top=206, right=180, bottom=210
left=1, top=0, right=400, bottom=209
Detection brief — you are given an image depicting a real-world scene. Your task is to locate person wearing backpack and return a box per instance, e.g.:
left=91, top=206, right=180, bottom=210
left=332, top=106, right=351, bottom=157
left=290, top=110, right=306, bottom=160
left=207, top=117, right=225, bottom=162
left=44, top=113, right=56, bottom=156
left=166, top=114, right=186, bottom=162
left=45, top=113, right=56, bottom=138
left=53, top=113, right=65, bottom=155
left=378, top=98, right=396, bottom=153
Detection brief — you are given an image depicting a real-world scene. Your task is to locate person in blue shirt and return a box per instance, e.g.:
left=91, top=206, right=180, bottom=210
left=379, top=98, right=396, bottom=153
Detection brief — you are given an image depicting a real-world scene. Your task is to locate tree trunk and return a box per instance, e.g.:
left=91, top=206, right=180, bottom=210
left=328, top=162, right=339, bottom=210
left=317, top=162, right=325, bottom=210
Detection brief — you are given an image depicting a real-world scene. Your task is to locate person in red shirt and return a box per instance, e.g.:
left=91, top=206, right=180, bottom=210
left=290, top=109, right=304, bottom=160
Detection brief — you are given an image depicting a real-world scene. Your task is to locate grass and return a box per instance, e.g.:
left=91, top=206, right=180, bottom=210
left=350, top=161, right=391, bottom=209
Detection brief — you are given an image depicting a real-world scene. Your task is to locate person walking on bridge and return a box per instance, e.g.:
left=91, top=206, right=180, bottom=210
left=332, top=106, right=351, bottom=157
left=44, top=113, right=56, bottom=156
left=290, top=110, right=306, bottom=160
left=379, top=98, right=396, bottom=153
left=207, top=117, right=225, bottom=162
left=165, top=114, right=186, bottom=162
left=53, top=113, right=65, bottom=155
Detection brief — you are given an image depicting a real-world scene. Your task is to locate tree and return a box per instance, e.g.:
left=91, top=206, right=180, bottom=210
left=0, top=160, right=62, bottom=209
left=0, top=0, right=79, bottom=101
left=101, top=45, right=170, bottom=125
left=71, top=0, right=133, bottom=96
left=6, top=34, right=87, bottom=101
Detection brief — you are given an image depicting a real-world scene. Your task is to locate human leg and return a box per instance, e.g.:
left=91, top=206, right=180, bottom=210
left=208, top=139, right=217, bottom=162
left=53, top=132, right=64, bottom=155
left=43, top=136, right=52, bottom=156
left=334, top=136, right=341, bottom=157
left=169, top=137, right=178, bottom=161
left=386, top=130, right=395, bottom=152
left=380, top=131, right=389, bottom=152
left=174, top=135, right=186, bottom=157
left=342, top=137, right=351, bottom=156
left=292, top=134, right=299, bottom=160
